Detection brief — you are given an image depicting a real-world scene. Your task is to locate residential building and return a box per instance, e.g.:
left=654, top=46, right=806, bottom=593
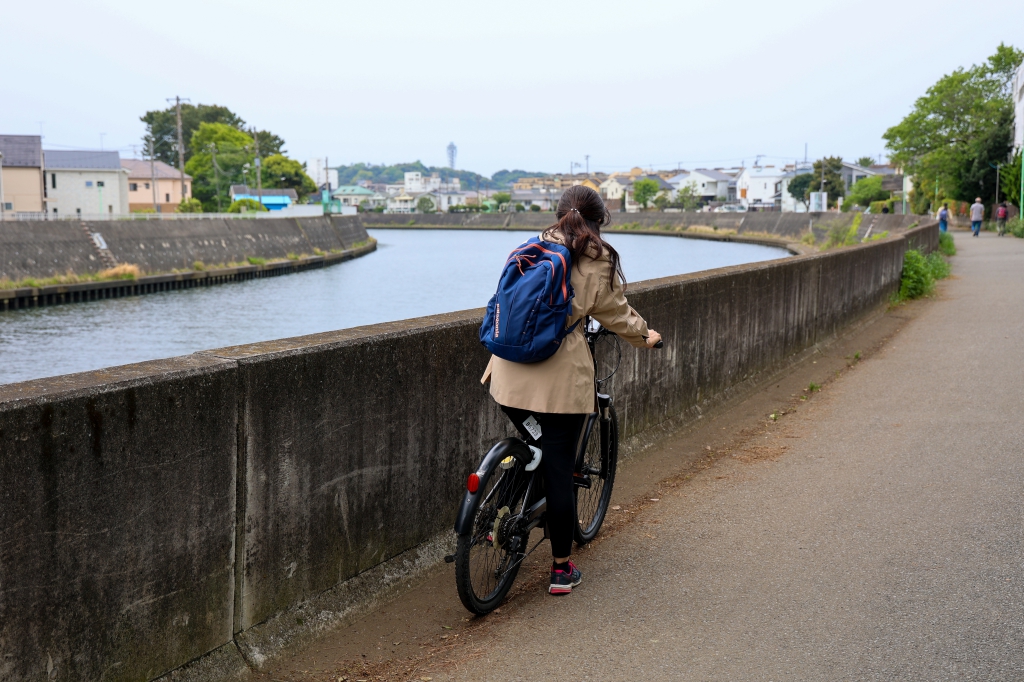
left=332, top=185, right=386, bottom=209
left=599, top=175, right=633, bottom=201
left=0, top=135, right=44, bottom=213
left=229, top=185, right=298, bottom=210
left=1014, top=60, right=1024, bottom=152
left=735, top=165, right=787, bottom=211
left=675, top=169, right=733, bottom=202
left=511, top=188, right=563, bottom=211
left=838, top=161, right=876, bottom=191
left=385, top=188, right=466, bottom=213
left=403, top=172, right=460, bottom=194
left=622, top=175, right=676, bottom=212
left=43, top=150, right=130, bottom=216
left=120, top=158, right=191, bottom=212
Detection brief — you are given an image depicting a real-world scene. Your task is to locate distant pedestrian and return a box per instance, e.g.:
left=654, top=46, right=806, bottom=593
left=996, top=202, right=1008, bottom=236
left=970, top=198, right=984, bottom=237
left=938, top=203, right=950, bottom=233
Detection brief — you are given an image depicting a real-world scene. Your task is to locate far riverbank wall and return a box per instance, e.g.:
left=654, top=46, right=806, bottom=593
left=0, top=223, right=938, bottom=682
left=0, top=215, right=370, bottom=281
left=362, top=209, right=924, bottom=240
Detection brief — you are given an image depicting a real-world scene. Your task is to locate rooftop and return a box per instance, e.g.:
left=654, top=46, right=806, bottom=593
left=44, top=149, right=123, bottom=171
left=0, top=135, right=43, bottom=167
left=122, top=158, right=191, bottom=180
left=230, top=185, right=298, bottom=200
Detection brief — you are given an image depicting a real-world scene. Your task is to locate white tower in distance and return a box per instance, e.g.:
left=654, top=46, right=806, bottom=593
left=447, top=142, right=457, bottom=169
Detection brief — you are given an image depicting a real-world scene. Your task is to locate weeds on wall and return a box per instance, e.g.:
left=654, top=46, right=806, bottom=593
left=0, top=264, right=142, bottom=290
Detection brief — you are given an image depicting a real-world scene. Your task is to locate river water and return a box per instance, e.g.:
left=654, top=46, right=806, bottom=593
left=0, top=229, right=788, bottom=385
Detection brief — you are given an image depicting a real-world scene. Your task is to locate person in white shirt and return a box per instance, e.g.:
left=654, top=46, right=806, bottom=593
left=970, top=198, right=985, bottom=237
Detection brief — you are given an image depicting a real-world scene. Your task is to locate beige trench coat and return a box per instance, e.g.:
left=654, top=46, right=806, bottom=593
left=481, top=230, right=651, bottom=414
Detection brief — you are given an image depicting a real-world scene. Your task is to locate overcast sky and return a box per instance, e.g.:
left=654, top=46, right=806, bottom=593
left=3, top=0, right=1022, bottom=177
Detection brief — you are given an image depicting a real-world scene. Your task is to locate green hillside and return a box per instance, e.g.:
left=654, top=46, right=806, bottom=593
left=332, top=162, right=549, bottom=190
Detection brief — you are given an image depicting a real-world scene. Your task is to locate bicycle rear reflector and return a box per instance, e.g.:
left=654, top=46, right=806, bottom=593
left=467, top=473, right=480, bottom=493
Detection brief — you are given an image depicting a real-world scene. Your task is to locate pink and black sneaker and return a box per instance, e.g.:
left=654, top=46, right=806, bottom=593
left=549, top=560, right=582, bottom=595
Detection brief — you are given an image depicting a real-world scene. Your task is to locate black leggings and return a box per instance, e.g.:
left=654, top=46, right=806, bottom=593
left=501, top=406, right=586, bottom=559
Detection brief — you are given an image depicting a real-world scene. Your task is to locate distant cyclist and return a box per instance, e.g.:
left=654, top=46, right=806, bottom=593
left=480, top=185, right=661, bottom=595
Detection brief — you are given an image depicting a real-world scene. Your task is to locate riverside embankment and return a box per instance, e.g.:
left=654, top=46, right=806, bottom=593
left=0, top=215, right=374, bottom=309
left=0, top=222, right=937, bottom=682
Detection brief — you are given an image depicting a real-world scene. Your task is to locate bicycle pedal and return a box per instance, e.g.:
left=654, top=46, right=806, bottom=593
left=572, top=474, right=592, bottom=489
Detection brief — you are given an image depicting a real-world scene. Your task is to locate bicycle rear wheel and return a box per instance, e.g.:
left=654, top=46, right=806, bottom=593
left=454, top=458, right=531, bottom=615
left=574, top=404, right=618, bottom=544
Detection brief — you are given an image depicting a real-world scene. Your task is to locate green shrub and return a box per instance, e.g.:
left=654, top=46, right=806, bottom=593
left=176, top=198, right=204, bottom=213
left=898, top=250, right=935, bottom=300
left=1007, top=217, right=1024, bottom=238
left=938, top=231, right=956, bottom=256
left=925, top=252, right=951, bottom=280
left=898, top=249, right=952, bottom=301
left=246, top=256, right=267, bottom=265
left=801, top=231, right=816, bottom=246
left=530, top=204, right=541, bottom=212
left=192, top=260, right=205, bottom=271
left=227, top=198, right=268, bottom=213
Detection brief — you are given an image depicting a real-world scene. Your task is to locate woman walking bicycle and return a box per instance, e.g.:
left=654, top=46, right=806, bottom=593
left=479, top=185, right=661, bottom=596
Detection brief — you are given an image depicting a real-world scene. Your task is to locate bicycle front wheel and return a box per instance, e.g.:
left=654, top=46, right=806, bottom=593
left=454, top=458, right=531, bottom=615
left=574, top=404, right=618, bottom=544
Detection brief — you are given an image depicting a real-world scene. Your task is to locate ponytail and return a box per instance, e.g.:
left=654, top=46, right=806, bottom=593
left=543, top=185, right=625, bottom=288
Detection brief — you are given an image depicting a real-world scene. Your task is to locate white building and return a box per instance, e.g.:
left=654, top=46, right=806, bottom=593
left=735, top=166, right=787, bottom=210
left=1013, top=60, right=1024, bottom=152
left=680, top=169, right=733, bottom=201
left=402, top=171, right=460, bottom=194
left=307, top=158, right=339, bottom=191
left=43, top=150, right=129, bottom=217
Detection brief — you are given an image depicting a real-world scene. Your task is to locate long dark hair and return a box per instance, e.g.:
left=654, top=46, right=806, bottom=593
left=543, top=185, right=625, bottom=287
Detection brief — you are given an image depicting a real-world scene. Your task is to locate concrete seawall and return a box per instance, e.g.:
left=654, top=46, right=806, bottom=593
left=0, top=216, right=373, bottom=310
left=0, top=215, right=370, bottom=281
left=362, top=210, right=924, bottom=240
left=0, top=223, right=938, bottom=681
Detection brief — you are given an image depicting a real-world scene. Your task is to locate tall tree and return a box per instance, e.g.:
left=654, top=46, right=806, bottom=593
left=140, top=103, right=285, bottom=166
left=787, top=173, right=814, bottom=210
left=883, top=43, right=1023, bottom=211
left=856, top=156, right=877, bottom=168
left=632, top=178, right=660, bottom=209
left=809, top=157, right=846, bottom=208
left=261, top=155, right=316, bottom=199
left=184, top=123, right=254, bottom=212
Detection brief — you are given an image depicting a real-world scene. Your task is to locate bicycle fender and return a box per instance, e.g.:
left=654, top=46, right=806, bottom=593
left=454, top=438, right=533, bottom=536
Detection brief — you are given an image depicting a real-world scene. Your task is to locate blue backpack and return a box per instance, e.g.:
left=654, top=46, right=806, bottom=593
left=480, top=237, right=580, bottom=363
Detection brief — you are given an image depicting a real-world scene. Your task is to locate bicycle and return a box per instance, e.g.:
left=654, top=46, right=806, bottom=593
left=449, top=318, right=661, bottom=615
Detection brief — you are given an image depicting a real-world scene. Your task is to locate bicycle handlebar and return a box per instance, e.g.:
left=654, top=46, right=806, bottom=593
left=653, top=340, right=663, bottom=349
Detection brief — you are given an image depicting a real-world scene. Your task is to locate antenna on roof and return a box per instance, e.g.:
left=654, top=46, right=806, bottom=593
left=447, top=142, right=457, bottom=169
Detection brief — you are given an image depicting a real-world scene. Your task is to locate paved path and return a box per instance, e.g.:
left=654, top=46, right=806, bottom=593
left=263, top=232, right=1024, bottom=681
left=436, top=232, right=1024, bottom=680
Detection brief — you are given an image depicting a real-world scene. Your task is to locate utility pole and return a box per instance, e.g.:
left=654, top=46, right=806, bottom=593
left=0, top=151, right=5, bottom=219
left=584, top=154, right=590, bottom=175
left=148, top=137, right=158, bottom=212
left=209, top=143, right=221, bottom=212
left=167, top=96, right=190, bottom=205
left=252, top=127, right=262, bottom=207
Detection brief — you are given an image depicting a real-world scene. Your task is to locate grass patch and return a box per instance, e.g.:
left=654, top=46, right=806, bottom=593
left=801, top=231, right=816, bottom=246
left=0, top=264, right=142, bottom=290
left=192, top=260, right=206, bottom=271
left=350, top=237, right=376, bottom=249
left=938, top=231, right=957, bottom=256
left=246, top=256, right=267, bottom=266
left=1005, top=217, right=1024, bottom=238
left=807, top=382, right=821, bottom=393
left=286, top=252, right=301, bottom=261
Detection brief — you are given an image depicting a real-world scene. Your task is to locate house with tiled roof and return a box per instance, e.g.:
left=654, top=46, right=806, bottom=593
left=0, top=135, right=44, bottom=213
left=121, top=158, right=192, bottom=213
left=44, top=150, right=130, bottom=216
